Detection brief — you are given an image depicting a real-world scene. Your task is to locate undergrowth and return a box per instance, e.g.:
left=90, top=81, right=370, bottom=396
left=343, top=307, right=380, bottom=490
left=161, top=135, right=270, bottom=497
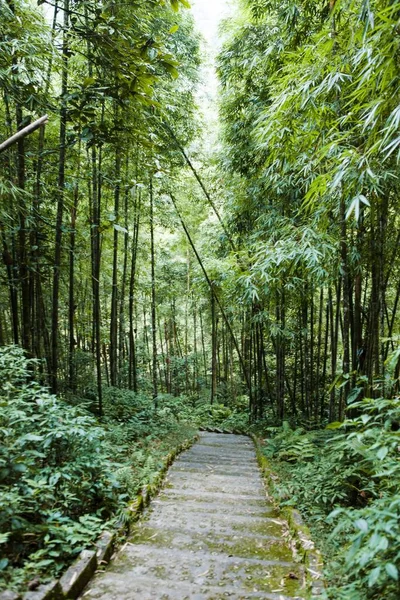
left=261, top=398, right=400, bottom=600
left=0, top=345, right=250, bottom=592
left=9, top=339, right=400, bottom=600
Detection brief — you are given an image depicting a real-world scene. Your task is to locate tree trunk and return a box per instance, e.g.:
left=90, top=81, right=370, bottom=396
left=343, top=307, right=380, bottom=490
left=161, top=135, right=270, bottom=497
left=51, top=0, right=70, bottom=392
left=128, top=188, right=141, bottom=392
left=68, top=145, right=80, bottom=392
left=110, top=147, right=121, bottom=386
left=91, top=142, right=103, bottom=415
left=211, top=288, right=217, bottom=404
left=199, top=308, right=207, bottom=383
left=150, top=177, right=158, bottom=407
left=119, top=181, right=130, bottom=380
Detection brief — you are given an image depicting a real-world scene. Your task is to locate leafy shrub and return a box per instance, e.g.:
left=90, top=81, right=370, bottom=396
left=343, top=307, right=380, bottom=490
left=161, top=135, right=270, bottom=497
left=217, top=410, right=249, bottom=432
left=102, top=387, right=152, bottom=422
left=327, top=495, right=400, bottom=599
left=157, top=393, right=193, bottom=421
left=173, top=398, right=249, bottom=430
left=263, top=393, right=400, bottom=600
left=0, top=347, right=238, bottom=592
left=324, top=395, right=400, bottom=599
left=263, top=421, right=316, bottom=462
left=0, top=347, right=119, bottom=589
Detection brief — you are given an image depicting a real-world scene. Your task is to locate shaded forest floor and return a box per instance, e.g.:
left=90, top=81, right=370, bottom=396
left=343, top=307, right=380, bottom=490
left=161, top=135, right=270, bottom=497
left=2, top=346, right=400, bottom=600
left=0, top=346, right=244, bottom=593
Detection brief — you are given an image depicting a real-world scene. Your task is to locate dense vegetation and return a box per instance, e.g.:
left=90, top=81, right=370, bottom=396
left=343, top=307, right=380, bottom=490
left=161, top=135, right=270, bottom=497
left=0, top=344, right=202, bottom=590
left=260, top=389, right=400, bottom=599
left=217, top=1, right=400, bottom=598
left=1, top=0, right=399, bottom=598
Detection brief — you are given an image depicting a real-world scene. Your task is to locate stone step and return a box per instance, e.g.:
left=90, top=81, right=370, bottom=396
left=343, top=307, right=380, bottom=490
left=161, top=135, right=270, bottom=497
left=165, top=474, right=265, bottom=495
left=83, top=573, right=304, bottom=600
left=84, top=544, right=304, bottom=599
left=171, top=462, right=257, bottom=474
left=198, top=433, right=251, bottom=443
left=80, top=434, right=306, bottom=600
left=147, top=504, right=283, bottom=535
left=129, top=525, right=295, bottom=563
left=150, top=498, right=279, bottom=518
left=168, top=470, right=262, bottom=483
left=159, top=488, right=268, bottom=503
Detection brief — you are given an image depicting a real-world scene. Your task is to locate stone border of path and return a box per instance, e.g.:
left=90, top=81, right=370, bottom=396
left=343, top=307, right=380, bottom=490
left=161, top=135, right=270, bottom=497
left=0, top=435, right=198, bottom=600
left=251, top=434, right=325, bottom=598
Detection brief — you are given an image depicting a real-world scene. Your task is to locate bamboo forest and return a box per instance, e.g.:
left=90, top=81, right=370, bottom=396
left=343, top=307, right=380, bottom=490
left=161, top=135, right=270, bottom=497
left=1, top=0, right=400, bottom=598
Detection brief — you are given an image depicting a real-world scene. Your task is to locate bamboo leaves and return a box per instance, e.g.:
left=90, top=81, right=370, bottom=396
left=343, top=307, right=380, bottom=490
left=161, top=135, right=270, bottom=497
left=345, top=193, right=370, bottom=221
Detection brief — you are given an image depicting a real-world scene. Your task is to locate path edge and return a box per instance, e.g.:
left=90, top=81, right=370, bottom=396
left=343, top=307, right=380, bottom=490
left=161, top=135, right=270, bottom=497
left=2, top=433, right=199, bottom=600
left=250, top=433, right=325, bottom=598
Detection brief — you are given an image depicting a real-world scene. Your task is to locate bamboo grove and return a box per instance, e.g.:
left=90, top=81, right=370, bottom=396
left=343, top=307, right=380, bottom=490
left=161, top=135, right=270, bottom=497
left=1, top=0, right=400, bottom=427
left=0, top=0, right=215, bottom=412
left=215, top=0, right=400, bottom=422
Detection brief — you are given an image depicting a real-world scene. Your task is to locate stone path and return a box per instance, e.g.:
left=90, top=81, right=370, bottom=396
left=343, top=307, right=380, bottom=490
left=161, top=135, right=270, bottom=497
left=81, top=433, right=307, bottom=600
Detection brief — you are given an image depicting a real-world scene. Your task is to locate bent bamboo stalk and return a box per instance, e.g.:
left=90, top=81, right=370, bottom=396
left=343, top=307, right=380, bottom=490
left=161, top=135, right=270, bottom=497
left=0, top=115, right=48, bottom=154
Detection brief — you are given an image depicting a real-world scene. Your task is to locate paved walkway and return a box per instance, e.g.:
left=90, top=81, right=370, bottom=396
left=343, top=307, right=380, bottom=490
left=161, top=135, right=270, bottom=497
left=82, top=433, right=306, bottom=599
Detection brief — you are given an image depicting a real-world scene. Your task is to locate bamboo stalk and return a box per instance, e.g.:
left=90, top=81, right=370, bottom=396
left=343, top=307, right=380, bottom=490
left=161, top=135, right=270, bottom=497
left=0, top=115, right=48, bottom=153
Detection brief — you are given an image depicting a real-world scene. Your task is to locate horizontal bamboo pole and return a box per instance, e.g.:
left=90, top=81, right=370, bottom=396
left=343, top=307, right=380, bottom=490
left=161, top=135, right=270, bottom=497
left=0, top=115, right=48, bottom=154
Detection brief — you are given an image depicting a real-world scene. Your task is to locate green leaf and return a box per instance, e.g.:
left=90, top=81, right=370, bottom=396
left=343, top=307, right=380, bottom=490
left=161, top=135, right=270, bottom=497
left=385, top=563, right=398, bottom=581
left=162, top=62, right=179, bottom=79
left=368, top=566, right=381, bottom=587
left=0, top=533, right=10, bottom=544
left=376, top=446, right=388, bottom=460
left=169, top=25, right=179, bottom=34
left=346, top=195, right=370, bottom=221
left=326, top=421, right=343, bottom=430
left=346, top=387, right=362, bottom=404
left=355, top=518, right=368, bottom=533
left=13, top=463, right=27, bottom=472
left=83, top=77, right=96, bottom=88
left=328, top=508, right=344, bottom=520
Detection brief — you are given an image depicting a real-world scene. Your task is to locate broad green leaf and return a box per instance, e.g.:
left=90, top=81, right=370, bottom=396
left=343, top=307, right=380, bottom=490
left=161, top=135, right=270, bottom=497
left=0, top=558, right=8, bottom=570
left=354, top=518, right=368, bottom=533
left=376, top=446, right=388, bottom=460
left=326, top=421, right=343, bottom=430
left=385, top=563, right=398, bottom=581
left=368, top=567, right=381, bottom=587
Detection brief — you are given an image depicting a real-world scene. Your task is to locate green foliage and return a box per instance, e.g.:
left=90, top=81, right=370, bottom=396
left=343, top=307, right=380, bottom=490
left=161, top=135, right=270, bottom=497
left=263, top=422, right=316, bottom=462
left=263, top=392, right=400, bottom=599
left=102, top=387, right=153, bottom=424
left=217, top=0, right=400, bottom=426
left=328, top=495, right=400, bottom=598
left=0, top=347, right=118, bottom=588
left=160, top=395, right=250, bottom=432
left=0, top=347, right=197, bottom=591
